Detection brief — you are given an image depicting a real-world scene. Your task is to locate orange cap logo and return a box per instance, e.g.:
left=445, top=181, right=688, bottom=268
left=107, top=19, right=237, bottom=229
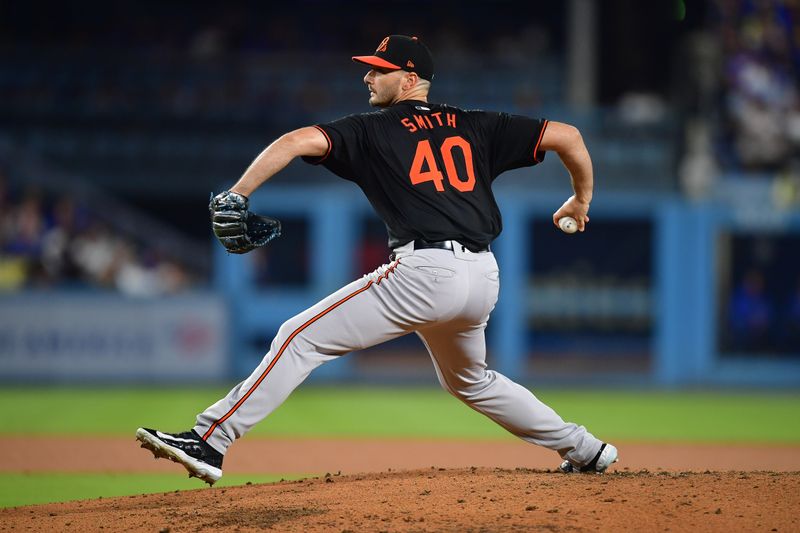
left=406, top=60, right=415, bottom=68
left=376, top=37, right=390, bottom=53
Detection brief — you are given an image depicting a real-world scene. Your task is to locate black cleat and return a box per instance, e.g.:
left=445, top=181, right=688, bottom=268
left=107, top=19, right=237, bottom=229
left=136, top=427, right=223, bottom=485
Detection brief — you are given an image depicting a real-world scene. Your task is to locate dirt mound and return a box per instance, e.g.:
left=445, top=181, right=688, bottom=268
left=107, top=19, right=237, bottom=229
left=5, top=437, right=800, bottom=473
left=3, top=468, right=798, bottom=532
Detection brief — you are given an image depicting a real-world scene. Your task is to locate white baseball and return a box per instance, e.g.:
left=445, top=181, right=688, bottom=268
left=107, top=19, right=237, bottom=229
left=558, top=216, right=578, bottom=234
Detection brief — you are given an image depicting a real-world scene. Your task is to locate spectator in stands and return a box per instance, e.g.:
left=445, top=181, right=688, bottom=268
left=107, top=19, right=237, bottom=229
left=714, top=0, right=800, bottom=172
left=727, top=268, right=773, bottom=351
left=113, top=243, right=163, bottom=297
left=111, top=245, right=189, bottom=297
left=157, top=259, right=191, bottom=294
left=0, top=171, right=10, bottom=248
left=40, top=195, right=84, bottom=284
left=0, top=172, right=28, bottom=290
left=2, top=189, right=45, bottom=257
left=726, top=52, right=794, bottom=170
left=780, top=275, right=800, bottom=352
left=0, top=181, right=197, bottom=294
left=70, top=222, right=120, bottom=287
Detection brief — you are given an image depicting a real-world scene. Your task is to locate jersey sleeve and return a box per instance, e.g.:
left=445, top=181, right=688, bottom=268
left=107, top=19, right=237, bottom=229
left=476, top=112, right=549, bottom=177
left=301, top=114, right=367, bottom=183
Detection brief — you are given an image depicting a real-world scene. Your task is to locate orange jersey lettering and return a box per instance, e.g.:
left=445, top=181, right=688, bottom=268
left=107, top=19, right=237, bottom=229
left=403, top=112, right=458, bottom=134
left=401, top=117, right=418, bottom=133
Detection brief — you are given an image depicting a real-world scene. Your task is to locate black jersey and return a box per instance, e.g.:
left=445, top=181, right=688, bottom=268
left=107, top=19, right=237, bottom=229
left=303, top=100, right=548, bottom=251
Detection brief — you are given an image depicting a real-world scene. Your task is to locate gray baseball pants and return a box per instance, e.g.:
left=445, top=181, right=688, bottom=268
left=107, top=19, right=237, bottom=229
left=194, top=242, right=603, bottom=466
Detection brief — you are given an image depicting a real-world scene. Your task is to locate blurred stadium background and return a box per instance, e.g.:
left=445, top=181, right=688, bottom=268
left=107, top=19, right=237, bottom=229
left=1, top=0, right=799, bottom=388
left=2, top=0, right=800, bottom=509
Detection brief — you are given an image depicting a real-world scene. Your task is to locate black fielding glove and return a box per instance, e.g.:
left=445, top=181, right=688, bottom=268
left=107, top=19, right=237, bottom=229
left=209, top=191, right=282, bottom=254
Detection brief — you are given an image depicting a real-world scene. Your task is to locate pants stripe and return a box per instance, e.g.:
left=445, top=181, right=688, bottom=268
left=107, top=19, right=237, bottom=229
left=202, top=259, right=401, bottom=442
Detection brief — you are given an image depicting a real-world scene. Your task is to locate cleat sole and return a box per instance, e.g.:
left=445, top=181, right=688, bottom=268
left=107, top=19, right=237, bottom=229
left=135, top=428, right=222, bottom=485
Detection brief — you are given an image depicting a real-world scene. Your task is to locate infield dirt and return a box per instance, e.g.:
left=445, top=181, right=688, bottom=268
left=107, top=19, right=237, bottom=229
left=2, top=468, right=798, bottom=532
left=2, top=437, right=799, bottom=532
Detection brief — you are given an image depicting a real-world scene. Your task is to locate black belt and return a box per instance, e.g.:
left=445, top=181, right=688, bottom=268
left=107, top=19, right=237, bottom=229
left=390, top=239, right=490, bottom=261
left=414, top=238, right=456, bottom=251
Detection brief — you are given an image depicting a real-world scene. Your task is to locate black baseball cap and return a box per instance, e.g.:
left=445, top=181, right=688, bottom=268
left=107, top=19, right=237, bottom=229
left=352, top=35, right=434, bottom=81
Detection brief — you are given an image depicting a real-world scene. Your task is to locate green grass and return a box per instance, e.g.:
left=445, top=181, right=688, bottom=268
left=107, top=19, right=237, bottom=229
left=1, top=386, right=799, bottom=443
left=0, top=472, right=303, bottom=508
left=1, top=387, right=798, bottom=508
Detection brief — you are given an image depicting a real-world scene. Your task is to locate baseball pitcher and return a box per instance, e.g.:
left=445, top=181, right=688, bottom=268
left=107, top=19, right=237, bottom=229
left=137, top=35, right=617, bottom=484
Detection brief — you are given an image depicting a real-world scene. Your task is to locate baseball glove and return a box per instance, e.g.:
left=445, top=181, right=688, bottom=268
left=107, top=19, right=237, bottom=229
left=209, top=191, right=282, bottom=254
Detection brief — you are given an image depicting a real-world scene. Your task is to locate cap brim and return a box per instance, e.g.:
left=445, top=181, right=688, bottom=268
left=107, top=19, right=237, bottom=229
left=352, top=55, right=402, bottom=70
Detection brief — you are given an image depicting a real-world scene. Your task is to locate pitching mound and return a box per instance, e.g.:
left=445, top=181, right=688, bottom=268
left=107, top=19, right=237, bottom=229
left=2, top=468, right=798, bottom=532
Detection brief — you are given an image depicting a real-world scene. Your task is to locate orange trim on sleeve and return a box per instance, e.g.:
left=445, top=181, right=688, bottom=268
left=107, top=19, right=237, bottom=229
left=201, top=259, right=402, bottom=442
left=313, top=125, right=332, bottom=163
left=533, top=119, right=549, bottom=162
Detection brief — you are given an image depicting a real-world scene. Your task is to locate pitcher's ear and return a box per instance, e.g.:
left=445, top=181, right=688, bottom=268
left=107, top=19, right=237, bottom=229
left=403, top=72, right=419, bottom=90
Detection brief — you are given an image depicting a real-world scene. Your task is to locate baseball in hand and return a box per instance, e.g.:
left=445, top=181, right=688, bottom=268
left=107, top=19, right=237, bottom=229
left=558, top=216, right=578, bottom=234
